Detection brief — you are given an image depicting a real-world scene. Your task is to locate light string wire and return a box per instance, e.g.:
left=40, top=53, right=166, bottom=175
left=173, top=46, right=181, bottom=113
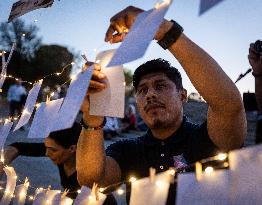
left=0, top=151, right=229, bottom=201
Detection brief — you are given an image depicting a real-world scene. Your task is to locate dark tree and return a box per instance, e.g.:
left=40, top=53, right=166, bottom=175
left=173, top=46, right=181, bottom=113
left=0, top=19, right=41, bottom=60
left=31, top=45, right=74, bottom=88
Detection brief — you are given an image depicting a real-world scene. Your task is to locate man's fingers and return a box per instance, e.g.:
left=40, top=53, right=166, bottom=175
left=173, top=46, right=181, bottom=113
left=92, top=70, right=106, bottom=81
left=89, top=79, right=106, bottom=90
left=109, top=33, right=127, bottom=44
left=105, top=25, right=116, bottom=42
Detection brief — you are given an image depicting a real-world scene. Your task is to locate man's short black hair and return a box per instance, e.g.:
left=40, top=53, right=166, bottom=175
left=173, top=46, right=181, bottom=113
left=133, top=58, right=183, bottom=91
left=48, top=122, right=81, bottom=149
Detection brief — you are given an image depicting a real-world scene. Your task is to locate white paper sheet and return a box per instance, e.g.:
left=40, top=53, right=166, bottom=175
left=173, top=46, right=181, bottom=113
left=73, top=186, right=106, bottom=205
left=51, top=67, right=93, bottom=132
left=13, top=179, right=30, bottom=205
left=32, top=190, right=60, bottom=205
left=229, top=145, right=262, bottom=205
left=199, top=0, right=224, bottom=15
left=8, top=0, right=54, bottom=22
left=13, top=80, right=43, bottom=131
left=129, top=171, right=171, bottom=205
left=0, top=121, right=13, bottom=148
left=176, top=170, right=231, bottom=205
left=107, top=1, right=171, bottom=67
left=0, top=43, right=16, bottom=89
left=89, top=49, right=125, bottom=118
left=0, top=167, right=17, bottom=205
left=27, top=98, right=64, bottom=139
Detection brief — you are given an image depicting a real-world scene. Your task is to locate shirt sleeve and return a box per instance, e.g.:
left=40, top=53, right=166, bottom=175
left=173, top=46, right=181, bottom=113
left=9, top=142, right=46, bottom=157
left=189, top=121, right=220, bottom=162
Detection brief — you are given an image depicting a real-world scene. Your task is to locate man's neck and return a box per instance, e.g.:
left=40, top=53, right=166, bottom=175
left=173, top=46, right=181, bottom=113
left=150, top=115, right=183, bottom=140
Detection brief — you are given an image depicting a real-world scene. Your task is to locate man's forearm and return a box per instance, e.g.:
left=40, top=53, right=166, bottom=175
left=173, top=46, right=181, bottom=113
left=76, top=127, right=106, bottom=187
left=167, top=33, right=242, bottom=111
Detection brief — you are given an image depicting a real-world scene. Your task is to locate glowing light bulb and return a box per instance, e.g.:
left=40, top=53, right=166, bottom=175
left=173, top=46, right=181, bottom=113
left=71, top=62, right=75, bottom=65
left=129, top=176, right=137, bottom=183
left=34, top=19, right=38, bottom=22
left=88, top=195, right=96, bottom=201
left=22, top=33, right=26, bottom=37
left=116, top=188, right=124, bottom=195
left=77, top=189, right=81, bottom=194
left=22, top=109, right=30, bottom=115
left=168, top=168, right=176, bottom=176
left=29, top=196, right=34, bottom=200
left=50, top=92, right=55, bottom=97
left=99, top=188, right=105, bottom=192
left=204, top=166, right=214, bottom=174
left=217, top=153, right=227, bottom=161
left=56, top=72, right=61, bottom=76
left=71, top=75, right=77, bottom=81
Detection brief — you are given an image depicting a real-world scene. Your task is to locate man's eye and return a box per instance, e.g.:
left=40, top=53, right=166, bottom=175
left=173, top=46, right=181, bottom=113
left=156, top=84, right=166, bottom=90
left=137, top=87, right=147, bottom=94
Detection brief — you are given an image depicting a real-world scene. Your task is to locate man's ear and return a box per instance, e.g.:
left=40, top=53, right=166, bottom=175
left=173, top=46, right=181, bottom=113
left=68, top=145, right=77, bottom=153
left=180, top=88, right=187, bottom=104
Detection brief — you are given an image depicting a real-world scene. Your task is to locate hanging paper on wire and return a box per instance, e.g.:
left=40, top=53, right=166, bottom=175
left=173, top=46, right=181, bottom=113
left=14, top=80, right=43, bottom=131
left=0, top=43, right=16, bottom=89
left=50, top=67, right=94, bottom=132
left=0, top=120, right=13, bottom=149
left=199, top=0, right=225, bottom=15
left=89, top=49, right=125, bottom=118
left=27, top=98, right=64, bottom=139
left=8, top=0, right=54, bottom=22
left=107, top=0, right=172, bottom=67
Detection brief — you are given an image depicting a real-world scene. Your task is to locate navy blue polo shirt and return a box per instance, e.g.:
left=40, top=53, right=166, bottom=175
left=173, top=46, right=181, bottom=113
left=106, top=116, right=220, bottom=204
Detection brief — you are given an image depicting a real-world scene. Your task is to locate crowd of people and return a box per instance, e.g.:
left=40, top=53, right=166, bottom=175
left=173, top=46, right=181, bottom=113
left=1, top=5, right=262, bottom=205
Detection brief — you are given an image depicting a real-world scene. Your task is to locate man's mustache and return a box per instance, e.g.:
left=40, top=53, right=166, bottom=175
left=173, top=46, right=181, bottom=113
left=144, top=101, right=165, bottom=112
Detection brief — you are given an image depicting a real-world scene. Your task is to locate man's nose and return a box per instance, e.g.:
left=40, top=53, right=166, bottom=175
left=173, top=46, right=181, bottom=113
left=146, top=87, right=157, bottom=101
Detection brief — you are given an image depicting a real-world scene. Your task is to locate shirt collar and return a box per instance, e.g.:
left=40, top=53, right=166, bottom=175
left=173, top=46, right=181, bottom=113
left=143, top=116, right=191, bottom=146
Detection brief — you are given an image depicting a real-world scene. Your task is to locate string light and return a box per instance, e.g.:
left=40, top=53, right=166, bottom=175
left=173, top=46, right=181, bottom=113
left=77, top=189, right=81, bottom=194
left=28, top=195, right=34, bottom=200
left=129, top=176, right=137, bottom=183
left=155, top=180, right=165, bottom=188
left=70, top=75, right=77, bottom=81
left=116, top=188, right=124, bottom=195
left=99, top=188, right=105, bottom=193
left=216, top=153, right=227, bottom=161
left=204, top=166, right=214, bottom=174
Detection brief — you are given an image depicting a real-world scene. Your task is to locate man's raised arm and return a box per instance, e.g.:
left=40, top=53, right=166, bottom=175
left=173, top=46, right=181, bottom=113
left=105, top=6, right=246, bottom=151
left=76, top=64, right=121, bottom=187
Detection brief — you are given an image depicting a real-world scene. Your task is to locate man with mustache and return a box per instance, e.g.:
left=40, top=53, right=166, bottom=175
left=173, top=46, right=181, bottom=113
left=76, top=6, right=246, bottom=204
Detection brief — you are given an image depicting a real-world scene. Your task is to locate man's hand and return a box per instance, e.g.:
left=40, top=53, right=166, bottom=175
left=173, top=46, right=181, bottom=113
left=248, top=43, right=262, bottom=75
left=81, top=62, right=106, bottom=126
left=105, top=6, right=144, bottom=43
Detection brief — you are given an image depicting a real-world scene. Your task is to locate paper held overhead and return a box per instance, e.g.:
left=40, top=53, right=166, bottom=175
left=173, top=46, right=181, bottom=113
left=107, top=0, right=172, bottom=67
left=199, top=0, right=225, bottom=15
left=89, top=49, right=125, bottom=118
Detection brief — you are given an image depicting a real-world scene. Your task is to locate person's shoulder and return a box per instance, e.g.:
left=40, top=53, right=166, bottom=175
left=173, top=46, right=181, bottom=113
left=107, top=135, right=145, bottom=150
left=183, top=116, right=205, bottom=131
